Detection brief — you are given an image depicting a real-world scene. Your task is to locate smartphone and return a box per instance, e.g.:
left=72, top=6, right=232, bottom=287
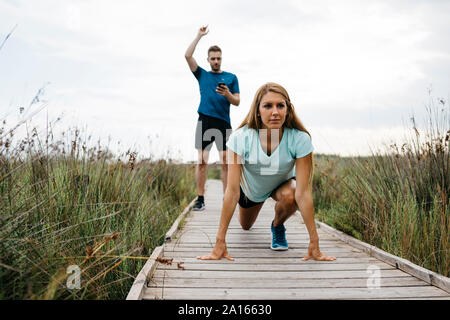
left=218, top=82, right=226, bottom=88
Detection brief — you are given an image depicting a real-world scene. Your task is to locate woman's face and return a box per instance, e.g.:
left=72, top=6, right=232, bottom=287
left=258, top=91, right=288, bottom=130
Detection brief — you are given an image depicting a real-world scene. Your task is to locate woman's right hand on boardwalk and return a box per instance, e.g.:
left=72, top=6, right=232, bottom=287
left=197, top=240, right=234, bottom=261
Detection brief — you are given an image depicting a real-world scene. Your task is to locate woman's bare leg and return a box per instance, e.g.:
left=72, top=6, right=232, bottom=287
left=238, top=203, right=264, bottom=230
left=270, top=179, right=297, bottom=226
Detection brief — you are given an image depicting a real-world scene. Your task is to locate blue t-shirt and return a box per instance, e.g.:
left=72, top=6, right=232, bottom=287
left=193, top=66, right=239, bottom=124
left=226, top=125, right=314, bottom=202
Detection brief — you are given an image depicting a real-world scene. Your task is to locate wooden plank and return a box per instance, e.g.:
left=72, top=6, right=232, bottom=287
left=168, top=233, right=351, bottom=241
left=183, top=225, right=304, bottom=230
left=170, top=232, right=332, bottom=239
left=152, top=269, right=412, bottom=280
left=163, top=247, right=362, bottom=254
left=165, top=247, right=361, bottom=255
left=164, top=242, right=354, bottom=249
left=157, top=261, right=394, bottom=271
left=183, top=222, right=310, bottom=228
left=126, top=245, right=164, bottom=300
left=162, top=250, right=373, bottom=259
left=143, top=286, right=450, bottom=300
left=178, top=227, right=310, bottom=233
left=171, top=230, right=325, bottom=236
left=147, top=276, right=429, bottom=289
left=187, top=217, right=304, bottom=226
left=153, top=256, right=381, bottom=264
left=178, top=229, right=312, bottom=235
left=184, top=214, right=303, bottom=221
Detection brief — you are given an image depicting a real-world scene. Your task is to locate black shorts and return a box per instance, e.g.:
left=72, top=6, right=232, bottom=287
left=238, top=177, right=296, bottom=209
left=195, top=113, right=232, bottom=151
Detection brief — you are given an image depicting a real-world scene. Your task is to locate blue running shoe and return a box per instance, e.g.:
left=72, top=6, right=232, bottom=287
left=270, top=220, right=288, bottom=251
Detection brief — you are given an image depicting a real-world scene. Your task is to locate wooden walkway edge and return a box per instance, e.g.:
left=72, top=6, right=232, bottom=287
left=127, top=179, right=450, bottom=300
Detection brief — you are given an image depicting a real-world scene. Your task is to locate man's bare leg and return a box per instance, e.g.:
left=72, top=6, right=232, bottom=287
left=219, top=150, right=228, bottom=194
left=196, top=149, right=210, bottom=197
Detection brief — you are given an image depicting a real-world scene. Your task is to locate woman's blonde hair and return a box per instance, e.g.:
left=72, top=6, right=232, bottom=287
left=238, top=82, right=314, bottom=185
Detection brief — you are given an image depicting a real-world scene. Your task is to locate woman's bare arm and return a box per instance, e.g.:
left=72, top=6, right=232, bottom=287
left=295, top=154, right=336, bottom=261
left=197, top=149, right=242, bottom=261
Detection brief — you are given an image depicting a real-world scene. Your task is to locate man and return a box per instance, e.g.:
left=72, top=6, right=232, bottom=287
left=185, top=26, right=240, bottom=211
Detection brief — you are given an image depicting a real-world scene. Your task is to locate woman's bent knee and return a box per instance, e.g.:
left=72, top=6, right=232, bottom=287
left=238, top=204, right=263, bottom=230
left=280, top=188, right=295, bottom=205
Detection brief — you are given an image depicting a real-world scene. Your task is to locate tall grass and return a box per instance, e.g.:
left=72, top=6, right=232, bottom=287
left=313, top=98, right=449, bottom=276
left=0, top=119, right=196, bottom=299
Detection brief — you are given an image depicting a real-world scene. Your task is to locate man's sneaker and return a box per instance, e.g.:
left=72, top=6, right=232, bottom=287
left=270, top=220, right=288, bottom=251
left=192, top=199, right=205, bottom=211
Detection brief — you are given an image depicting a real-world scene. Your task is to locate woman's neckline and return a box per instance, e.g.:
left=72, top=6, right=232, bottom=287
left=257, top=127, right=285, bottom=157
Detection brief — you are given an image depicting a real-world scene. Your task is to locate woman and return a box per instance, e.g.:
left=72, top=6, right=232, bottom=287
left=197, top=83, right=336, bottom=262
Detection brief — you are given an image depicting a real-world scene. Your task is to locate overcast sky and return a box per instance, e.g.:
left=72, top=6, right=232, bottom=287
left=1, top=0, right=449, bottom=162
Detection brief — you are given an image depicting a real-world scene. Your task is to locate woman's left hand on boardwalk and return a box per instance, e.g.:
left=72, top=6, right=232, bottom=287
left=302, top=241, right=336, bottom=261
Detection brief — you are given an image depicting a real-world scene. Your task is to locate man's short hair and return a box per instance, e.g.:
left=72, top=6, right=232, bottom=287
left=208, top=45, right=222, bottom=56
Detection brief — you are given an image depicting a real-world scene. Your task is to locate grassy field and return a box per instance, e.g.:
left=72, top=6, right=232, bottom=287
left=312, top=101, right=449, bottom=277
left=0, top=123, right=197, bottom=299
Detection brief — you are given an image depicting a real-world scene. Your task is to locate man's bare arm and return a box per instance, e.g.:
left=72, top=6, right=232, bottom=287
left=229, top=93, right=240, bottom=106
left=216, top=85, right=240, bottom=106
left=185, top=26, right=208, bottom=72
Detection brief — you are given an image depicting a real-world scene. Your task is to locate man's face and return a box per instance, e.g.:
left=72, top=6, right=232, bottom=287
left=207, top=51, right=222, bottom=72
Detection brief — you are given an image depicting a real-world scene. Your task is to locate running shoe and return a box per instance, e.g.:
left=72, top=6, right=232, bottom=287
left=270, top=220, right=288, bottom=250
left=192, top=198, right=205, bottom=211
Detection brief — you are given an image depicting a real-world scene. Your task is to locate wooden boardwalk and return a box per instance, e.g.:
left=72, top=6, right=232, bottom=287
left=133, top=180, right=450, bottom=300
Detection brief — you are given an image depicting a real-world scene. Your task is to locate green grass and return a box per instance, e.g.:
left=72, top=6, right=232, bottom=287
left=0, top=123, right=196, bottom=299
left=313, top=100, right=449, bottom=277
left=207, top=163, right=222, bottom=180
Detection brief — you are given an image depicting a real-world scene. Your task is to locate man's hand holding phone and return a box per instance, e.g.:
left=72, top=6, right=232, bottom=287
left=216, top=82, right=230, bottom=97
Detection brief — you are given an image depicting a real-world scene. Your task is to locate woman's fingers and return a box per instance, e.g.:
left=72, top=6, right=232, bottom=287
left=321, top=255, right=336, bottom=261
left=302, top=250, right=336, bottom=261
left=312, top=254, right=336, bottom=261
left=314, top=252, right=336, bottom=261
left=197, top=252, right=234, bottom=261
left=196, top=255, right=217, bottom=260
left=224, top=254, right=235, bottom=261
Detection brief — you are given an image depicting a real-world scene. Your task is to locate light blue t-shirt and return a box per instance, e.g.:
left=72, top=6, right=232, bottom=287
left=226, top=125, right=314, bottom=202
left=193, top=66, right=240, bottom=124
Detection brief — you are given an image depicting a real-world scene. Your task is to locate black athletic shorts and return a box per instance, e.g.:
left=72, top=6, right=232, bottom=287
left=238, top=177, right=296, bottom=208
left=195, top=113, right=232, bottom=151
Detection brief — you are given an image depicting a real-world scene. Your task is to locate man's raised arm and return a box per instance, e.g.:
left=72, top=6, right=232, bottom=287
left=185, top=26, right=209, bottom=72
